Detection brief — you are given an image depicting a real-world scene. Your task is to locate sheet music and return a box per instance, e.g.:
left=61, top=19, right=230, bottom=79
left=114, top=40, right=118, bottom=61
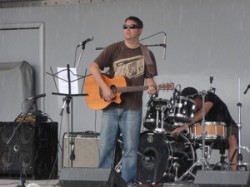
left=57, top=67, right=79, bottom=94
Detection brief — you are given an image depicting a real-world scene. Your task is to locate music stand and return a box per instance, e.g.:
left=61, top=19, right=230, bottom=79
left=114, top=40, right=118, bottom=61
left=47, top=64, right=87, bottom=167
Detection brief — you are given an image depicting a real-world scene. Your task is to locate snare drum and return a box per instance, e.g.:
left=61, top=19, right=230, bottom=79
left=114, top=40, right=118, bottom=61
left=166, top=96, right=196, bottom=123
left=191, top=121, right=227, bottom=141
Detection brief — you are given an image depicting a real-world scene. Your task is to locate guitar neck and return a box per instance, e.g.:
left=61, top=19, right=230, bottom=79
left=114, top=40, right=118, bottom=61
left=116, top=85, right=149, bottom=93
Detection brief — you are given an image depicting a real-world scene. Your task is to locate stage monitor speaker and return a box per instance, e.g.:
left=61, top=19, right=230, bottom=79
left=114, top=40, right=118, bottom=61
left=62, top=132, right=100, bottom=167
left=59, top=167, right=127, bottom=187
left=194, top=170, right=250, bottom=186
left=0, top=121, right=58, bottom=179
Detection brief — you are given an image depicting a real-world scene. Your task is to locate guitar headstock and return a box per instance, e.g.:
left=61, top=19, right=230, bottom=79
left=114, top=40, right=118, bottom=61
left=158, top=82, right=175, bottom=91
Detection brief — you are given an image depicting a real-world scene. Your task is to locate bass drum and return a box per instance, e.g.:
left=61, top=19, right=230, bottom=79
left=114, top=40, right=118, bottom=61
left=136, top=131, right=196, bottom=184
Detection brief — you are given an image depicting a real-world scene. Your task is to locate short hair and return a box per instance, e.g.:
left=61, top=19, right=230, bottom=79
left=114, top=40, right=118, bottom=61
left=125, top=16, right=143, bottom=29
left=181, top=87, right=199, bottom=99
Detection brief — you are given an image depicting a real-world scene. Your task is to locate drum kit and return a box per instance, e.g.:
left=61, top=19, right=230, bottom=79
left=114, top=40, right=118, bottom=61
left=113, top=85, right=249, bottom=185
left=134, top=88, right=231, bottom=185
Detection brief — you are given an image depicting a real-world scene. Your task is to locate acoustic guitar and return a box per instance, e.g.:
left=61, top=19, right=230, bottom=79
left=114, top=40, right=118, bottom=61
left=84, top=74, right=174, bottom=110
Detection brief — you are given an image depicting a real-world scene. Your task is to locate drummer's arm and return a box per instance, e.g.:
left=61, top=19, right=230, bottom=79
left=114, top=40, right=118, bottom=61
left=171, top=101, right=214, bottom=135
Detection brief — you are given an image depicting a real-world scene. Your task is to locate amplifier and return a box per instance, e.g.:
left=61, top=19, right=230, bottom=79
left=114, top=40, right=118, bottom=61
left=0, top=122, right=58, bottom=179
left=15, top=113, right=48, bottom=123
left=62, top=131, right=100, bottom=167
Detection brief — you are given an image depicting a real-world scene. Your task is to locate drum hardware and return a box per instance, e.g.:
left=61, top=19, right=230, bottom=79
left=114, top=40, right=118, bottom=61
left=209, top=75, right=216, bottom=93
left=176, top=90, right=213, bottom=182
left=229, top=101, right=249, bottom=171
left=203, top=145, right=213, bottom=160
left=143, top=97, right=169, bottom=131
left=176, top=143, right=213, bottom=183
left=213, top=139, right=229, bottom=171
left=155, top=104, right=168, bottom=133
left=173, top=84, right=181, bottom=98
left=198, top=90, right=211, bottom=171
left=173, top=162, right=180, bottom=182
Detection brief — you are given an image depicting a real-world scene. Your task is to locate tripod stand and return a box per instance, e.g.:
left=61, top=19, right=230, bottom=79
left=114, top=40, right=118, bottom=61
left=176, top=90, right=212, bottom=182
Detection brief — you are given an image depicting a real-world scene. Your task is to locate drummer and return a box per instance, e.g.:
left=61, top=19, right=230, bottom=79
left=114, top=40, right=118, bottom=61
left=171, top=87, right=238, bottom=171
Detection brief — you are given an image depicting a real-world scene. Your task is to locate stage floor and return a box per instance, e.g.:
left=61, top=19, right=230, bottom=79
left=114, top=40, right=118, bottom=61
left=1, top=170, right=249, bottom=187
left=0, top=179, right=60, bottom=187
left=0, top=179, right=196, bottom=187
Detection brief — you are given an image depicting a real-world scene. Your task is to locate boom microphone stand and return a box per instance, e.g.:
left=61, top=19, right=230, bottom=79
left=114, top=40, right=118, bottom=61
left=229, top=85, right=250, bottom=170
left=7, top=96, right=44, bottom=187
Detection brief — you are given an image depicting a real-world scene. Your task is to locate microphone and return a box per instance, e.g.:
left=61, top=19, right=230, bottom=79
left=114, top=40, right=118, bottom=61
left=96, top=47, right=104, bottom=50
left=163, top=32, right=167, bottom=60
left=78, top=37, right=94, bottom=46
left=173, top=84, right=181, bottom=98
left=25, top=93, right=46, bottom=101
left=210, top=75, right=213, bottom=84
left=244, top=84, right=250, bottom=94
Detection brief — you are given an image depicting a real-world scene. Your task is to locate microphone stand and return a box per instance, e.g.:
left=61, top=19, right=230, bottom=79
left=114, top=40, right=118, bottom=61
left=7, top=98, right=38, bottom=187
left=229, top=101, right=249, bottom=170
left=47, top=40, right=90, bottom=167
left=229, top=81, right=250, bottom=170
left=96, top=31, right=167, bottom=59
left=96, top=43, right=166, bottom=50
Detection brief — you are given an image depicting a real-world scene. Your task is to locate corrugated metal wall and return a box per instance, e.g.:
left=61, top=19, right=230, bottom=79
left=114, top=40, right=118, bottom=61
left=0, top=0, right=104, bottom=8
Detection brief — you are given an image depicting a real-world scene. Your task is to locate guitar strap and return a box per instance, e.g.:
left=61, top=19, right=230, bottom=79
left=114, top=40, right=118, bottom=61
left=140, top=44, right=157, bottom=75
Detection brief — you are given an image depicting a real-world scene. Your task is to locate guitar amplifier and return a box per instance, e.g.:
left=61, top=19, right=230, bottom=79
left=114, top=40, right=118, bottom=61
left=62, top=131, right=100, bottom=167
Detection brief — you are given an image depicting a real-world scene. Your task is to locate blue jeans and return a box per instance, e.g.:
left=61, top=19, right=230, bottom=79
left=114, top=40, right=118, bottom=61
left=98, top=106, right=142, bottom=183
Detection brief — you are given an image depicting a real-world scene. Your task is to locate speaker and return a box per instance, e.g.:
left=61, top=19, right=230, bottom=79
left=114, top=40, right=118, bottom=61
left=59, top=167, right=127, bottom=187
left=0, top=122, right=58, bottom=179
left=62, top=132, right=100, bottom=167
left=194, top=170, right=250, bottom=186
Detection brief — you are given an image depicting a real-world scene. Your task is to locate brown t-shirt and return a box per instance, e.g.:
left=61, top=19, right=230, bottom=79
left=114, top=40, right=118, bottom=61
left=94, top=41, right=158, bottom=109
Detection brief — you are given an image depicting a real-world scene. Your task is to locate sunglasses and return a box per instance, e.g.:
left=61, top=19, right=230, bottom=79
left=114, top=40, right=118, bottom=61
left=123, top=24, right=140, bottom=29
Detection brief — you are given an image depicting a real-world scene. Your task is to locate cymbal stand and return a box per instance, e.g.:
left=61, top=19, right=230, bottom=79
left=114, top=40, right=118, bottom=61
left=229, top=102, right=249, bottom=170
left=177, top=90, right=211, bottom=182
left=199, top=90, right=210, bottom=170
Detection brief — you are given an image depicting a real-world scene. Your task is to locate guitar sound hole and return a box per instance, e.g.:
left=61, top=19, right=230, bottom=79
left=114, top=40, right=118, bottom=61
left=110, top=85, right=117, bottom=95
